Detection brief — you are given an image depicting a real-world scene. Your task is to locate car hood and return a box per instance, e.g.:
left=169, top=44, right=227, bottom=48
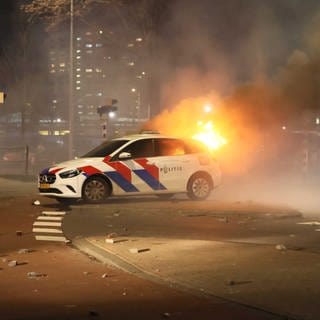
left=47, top=157, right=103, bottom=173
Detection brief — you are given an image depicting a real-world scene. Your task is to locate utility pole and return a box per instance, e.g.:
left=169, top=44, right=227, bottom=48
left=68, top=0, right=74, bottom=159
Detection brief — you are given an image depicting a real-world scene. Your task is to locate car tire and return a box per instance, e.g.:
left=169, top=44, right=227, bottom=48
left=187, top=173, right=212, bottom=200
left=82, top=176, right=110, bottom=203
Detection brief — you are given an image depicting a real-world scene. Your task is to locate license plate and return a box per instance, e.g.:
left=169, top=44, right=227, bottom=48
left=40, top=183, right=50, bottom=189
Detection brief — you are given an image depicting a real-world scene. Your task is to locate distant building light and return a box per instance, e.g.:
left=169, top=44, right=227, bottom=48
left=76, top=68, right=81, bottom=72
left=76, top=87, right=81, bottom=90
left=76, top=37, right=81, bottom=41
left=109, top=111, right=116, bottom=118
left=282, top=126, right=287, bottom=130
left=78, top=111, right=83, bottom=114
left=128, top=43, right=134, bottom=47
left=96, top=43, right=102, bottom=47
left=96, top=68, right=102, bottom=73
left=142, top=71, right=146, bottom=75
left=136, top=37, right=143, bottom=42
left=56, top=118, right=61, bottom=123
left=59, top=63, right=65, bottom=67
left=76, top=80, right=81, bottom=84
left=85, top=43, right=93, bottom=48
left=86, top=50, right=93, bottom=54
left=97, top=92, right=102, bottom=96
left=76, top=55, right=81, bottom=59
left=76, top=49, right=81, bottom=53
left=85, top=68, right=93, bottom=72
left=316, top=117, right=320, bottom=125
left=52, top=100, right=57, bottom=104
left=77, top=105, right=83, bottom=108
left=131, top=88, right=136, bottom=92
left=85, top=32, right=92, bottom=36
left=128, top=62, right=135, bottom=66
left=99, top=30, right=103, bottom=34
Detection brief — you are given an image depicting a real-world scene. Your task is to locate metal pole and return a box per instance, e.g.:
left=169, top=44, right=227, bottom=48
left=68, top=0, right=74, bottom=159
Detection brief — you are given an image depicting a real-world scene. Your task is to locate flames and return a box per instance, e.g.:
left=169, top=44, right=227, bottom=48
left=192, top=120, right=227, bottom=151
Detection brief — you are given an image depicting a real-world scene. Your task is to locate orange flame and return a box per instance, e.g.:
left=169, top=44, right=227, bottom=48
left=192, top=120, right=227, bottom=151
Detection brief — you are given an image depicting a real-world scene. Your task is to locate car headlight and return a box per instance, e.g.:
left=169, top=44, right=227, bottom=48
left=59, top=169, right=82, bottom=179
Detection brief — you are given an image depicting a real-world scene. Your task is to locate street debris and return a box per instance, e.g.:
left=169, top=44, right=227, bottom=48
left=129, top=248, right=150, bottom=254
left=275, top=244, right=287, bottom=251
left=106, top=232, right=118, bottom=239
left=88, top=310, right=99, bottom=317
left=8, top=260, right=18, bottom=267
left=32, top=200, right=41, bottom=206
left=27, top=271, right=47, bottom=279
left=297, top=221, right=320, bottom=226
left=18, top=248, right=34, bottom=254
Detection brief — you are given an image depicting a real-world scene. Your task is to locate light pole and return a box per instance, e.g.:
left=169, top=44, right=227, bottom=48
left=68, top=0, right=74, bottom=159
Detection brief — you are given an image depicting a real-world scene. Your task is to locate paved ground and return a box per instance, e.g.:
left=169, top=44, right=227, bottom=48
left=63, top=197, right=320, bottom=320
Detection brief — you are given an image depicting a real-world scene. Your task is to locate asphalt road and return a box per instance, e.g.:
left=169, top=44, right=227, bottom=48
left=63, top=196, right=320, bottom=320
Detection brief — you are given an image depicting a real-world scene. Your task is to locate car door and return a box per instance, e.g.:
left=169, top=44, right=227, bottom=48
left=153, top=138, right=194, bottom=192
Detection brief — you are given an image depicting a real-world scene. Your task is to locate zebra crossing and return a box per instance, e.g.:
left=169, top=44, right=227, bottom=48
left=33, top=211, right=70, bottom=243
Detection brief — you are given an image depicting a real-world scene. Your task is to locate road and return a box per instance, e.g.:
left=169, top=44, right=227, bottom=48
left=1, top=175, right=320, bottom=319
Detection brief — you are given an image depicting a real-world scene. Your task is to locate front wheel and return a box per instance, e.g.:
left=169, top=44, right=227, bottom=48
left=82, top=176, right=110, bottom=203
left=187, top=173, right=212, bottom=200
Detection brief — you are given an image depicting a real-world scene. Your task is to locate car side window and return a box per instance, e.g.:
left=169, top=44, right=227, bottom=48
left=155, top=139, right=187, bottom=156
left=118, top=139, right=155, bottom=159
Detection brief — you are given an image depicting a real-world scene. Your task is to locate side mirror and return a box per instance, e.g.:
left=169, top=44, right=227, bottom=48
left=118, top=152, right=131, bottom=159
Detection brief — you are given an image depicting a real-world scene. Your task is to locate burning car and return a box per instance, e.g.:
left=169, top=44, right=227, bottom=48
left=38, top=133, right=221, bottom=204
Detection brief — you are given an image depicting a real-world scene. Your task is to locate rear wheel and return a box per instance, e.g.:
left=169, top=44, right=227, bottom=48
left=187, top=173, right=212, bottom=200
left=82, top=176, right=110, bottom=203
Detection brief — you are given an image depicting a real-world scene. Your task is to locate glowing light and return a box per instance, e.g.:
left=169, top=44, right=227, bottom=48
left=192, top=121, right=227, bottom=151
left=203, top=104, right=212, bottom=113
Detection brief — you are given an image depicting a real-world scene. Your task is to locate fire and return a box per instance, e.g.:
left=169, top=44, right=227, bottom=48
left=192, top=120, right=227, bottom=151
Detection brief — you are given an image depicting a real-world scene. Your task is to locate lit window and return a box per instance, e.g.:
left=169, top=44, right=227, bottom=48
left=78, top=111, right=83, bottom=114
left=76, top=55, right=81, bottom=59
left=136, top=37, right=143, bottom=42
left=59, top=63, right=65, bottom=67
left=86, top=50, right=93, bottom=54
left=51, top=64, right=55, bottom=68
left=85, top=32, right=92, bottom=36
left=76, top=49, right=81, bottom=53
left=85, top=43, right=93, bottom=48
left=85, top=68, right=93, bottom=72
left=76, top=80, right=81, bottom=84
left=76, top=37, right=81, bottom=41
left=52, top=100, right=57, bottom=103
left=76, top=68, right=81, bottom=72
left=95, top=68, right=102, bottom=73
left=77, top=105, right=83, bottom=108
left=76, top=87, right=81, bottom=90
left=76, top=74, right=81, bottom=78
left=99, top=30, right=103, bottom=34
left=97, top=92, right=102, bottom=96
left=96, top=43, right=102, bottom=47
left=128, top=43, right=134, bottom=48
left=128, top=62, right=135, bottom=66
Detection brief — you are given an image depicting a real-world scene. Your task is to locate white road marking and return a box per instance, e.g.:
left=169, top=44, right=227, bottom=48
left=33, top=221, right=62, bottom=227
left=37, top=216, right=63, bottom=221
left=32, top=228, right=63, bottom=234
left=35, top=235, right=68, bottom=242
left=41, top=211, right=66, bottom=216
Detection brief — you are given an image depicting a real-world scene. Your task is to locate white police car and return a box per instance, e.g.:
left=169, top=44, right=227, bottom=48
left=38, top=133, right=221, bottom=203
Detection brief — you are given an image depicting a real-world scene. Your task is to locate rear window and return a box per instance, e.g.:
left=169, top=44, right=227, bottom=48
left=81, top=140, right=129, bottom=157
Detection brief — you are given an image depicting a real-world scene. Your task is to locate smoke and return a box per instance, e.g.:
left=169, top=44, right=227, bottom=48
left=144, top=0, right=320, bottom=177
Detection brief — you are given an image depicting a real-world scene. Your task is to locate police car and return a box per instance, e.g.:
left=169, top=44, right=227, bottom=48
left=38, top=133, right=221, bottom=203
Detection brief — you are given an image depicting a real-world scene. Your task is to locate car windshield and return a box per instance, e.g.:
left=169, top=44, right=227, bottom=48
left=81, top=139, right=129, bottom=158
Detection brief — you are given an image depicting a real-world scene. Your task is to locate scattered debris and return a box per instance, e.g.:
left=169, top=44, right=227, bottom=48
left=297, top=221, right=320, bottom=226
left=275, top=244, right=287, bottom=251
left=18, top=248, right=33, bottom=254
left=32, top=200, right=41, bottom=206
left=27, top=271, right=47, bottom=278
left=16, top=230, right=23, bottom=236
left=101, top=273, right=108, bottom=278
left=8, top=260, right=18, bottom=267
left=129, top=248, right=150, bottom=254
left=106, top=232, right=118, bottom=239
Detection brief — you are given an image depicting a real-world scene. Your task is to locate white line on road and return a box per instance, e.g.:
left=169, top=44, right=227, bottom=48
left=41, top=211, right=66, bottom=216
left=32, top=228, right=63, bottom=234
left=33, top=221, right=62, bottom=227
left=37, top=216, right=63, bottom=221
left=35, top=235, right=68, bottom=242
left=297, top=221, right=320, bottom=225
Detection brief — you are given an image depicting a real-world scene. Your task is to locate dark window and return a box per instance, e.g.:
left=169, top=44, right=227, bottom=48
left=81, top=140, right=128, bottom=157
left=155, top=139, right=187, bottom=156
left=117, top=139, right=155, bottom=159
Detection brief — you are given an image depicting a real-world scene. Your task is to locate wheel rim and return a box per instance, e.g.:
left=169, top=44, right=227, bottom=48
left=191, top=177, right=210, bottom=199
left=84, top=179, right=106, bottom=201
